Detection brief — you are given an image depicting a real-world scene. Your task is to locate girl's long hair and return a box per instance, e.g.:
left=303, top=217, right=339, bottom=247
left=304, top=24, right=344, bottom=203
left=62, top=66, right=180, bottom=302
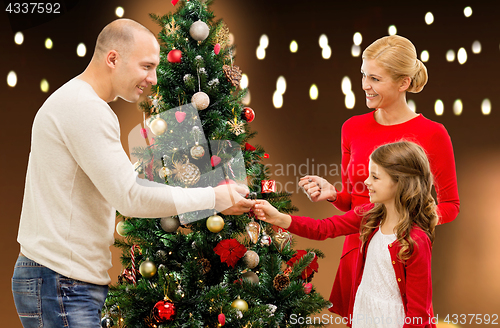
left=359, top=141, right=438, bottom=262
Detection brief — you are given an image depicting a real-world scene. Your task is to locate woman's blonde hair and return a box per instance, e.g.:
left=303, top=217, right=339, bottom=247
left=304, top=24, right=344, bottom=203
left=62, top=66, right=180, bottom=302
left=362, top=35, right=428, bottom=93
left=358, top=141, right=438, bottom=262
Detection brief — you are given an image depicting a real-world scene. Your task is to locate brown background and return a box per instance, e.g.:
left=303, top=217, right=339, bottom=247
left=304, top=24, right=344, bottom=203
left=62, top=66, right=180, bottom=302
left=1, top=0, right=499, bottom=326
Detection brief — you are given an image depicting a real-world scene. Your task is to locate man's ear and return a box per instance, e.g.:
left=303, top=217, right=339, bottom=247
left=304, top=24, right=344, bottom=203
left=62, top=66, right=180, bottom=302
left=399, top=76, right=411, bottom=92
left=106, top=50, right=119, bottom=68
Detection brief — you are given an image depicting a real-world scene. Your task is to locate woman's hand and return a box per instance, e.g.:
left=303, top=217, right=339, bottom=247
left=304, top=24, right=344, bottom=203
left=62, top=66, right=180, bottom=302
left=298, top=175, right=337, bottom=202
left=253, top=200, right=292, bottom=229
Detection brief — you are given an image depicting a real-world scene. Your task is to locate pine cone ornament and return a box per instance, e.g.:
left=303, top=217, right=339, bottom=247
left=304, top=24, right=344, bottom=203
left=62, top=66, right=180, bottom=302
left=223, top=64, right=242, bottom=88
left=198, top=258, right=211, bottom=274
left=273, top=273, right=290, bottom=291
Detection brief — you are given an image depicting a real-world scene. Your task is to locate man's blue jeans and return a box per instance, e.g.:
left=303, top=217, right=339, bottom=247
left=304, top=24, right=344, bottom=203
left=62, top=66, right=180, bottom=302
left=12, top=255, right=108, bottom=328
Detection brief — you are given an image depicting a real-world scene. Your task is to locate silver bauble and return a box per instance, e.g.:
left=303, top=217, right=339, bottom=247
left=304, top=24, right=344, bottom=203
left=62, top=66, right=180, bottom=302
left=160, top=216, right=180, bottom=232
left=242, top=271, right=259, bottom=284
left=243, top=250, right=260, bottom=269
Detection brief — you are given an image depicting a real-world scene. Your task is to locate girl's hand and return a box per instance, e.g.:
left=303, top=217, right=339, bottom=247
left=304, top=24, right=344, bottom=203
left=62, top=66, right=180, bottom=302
left=298, top=175, right=337, bottom=202
left=253, top=200, right=292, bottom=229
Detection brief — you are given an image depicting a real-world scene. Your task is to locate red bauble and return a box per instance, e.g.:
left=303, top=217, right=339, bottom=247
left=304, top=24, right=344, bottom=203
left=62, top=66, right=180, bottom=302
left=211, top=155, right=221, bottom=167
left=175, top=111, right=186, bottom=123
left=214, top=43, right=221, bottom=55
left=140, top=128, right=148, bottom=139
left=167, top=49, right=182, bottom=63
left=153, top=299, right=176, bottom=323
left=303, top=282, right=313, bottom=294
left=243, top=107, right=255, bottom=122
left=218, top=313, right=226, bottom=326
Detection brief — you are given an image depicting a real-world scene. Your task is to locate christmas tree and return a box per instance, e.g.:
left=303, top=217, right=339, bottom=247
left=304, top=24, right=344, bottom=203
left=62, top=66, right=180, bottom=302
left=104, top=1, right=329, bottom=327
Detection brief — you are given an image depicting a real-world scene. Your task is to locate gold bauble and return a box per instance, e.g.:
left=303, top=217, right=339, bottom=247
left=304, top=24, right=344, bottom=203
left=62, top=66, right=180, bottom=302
left=159, top=167, right=171, bottom=179
left=206, top=215, right=224, bottom=233
left=139, top=259, right=157, bottom=278
left=241, top=271, right=259, bottom=284
left=190, top=144, right=205, bottom=159
left=150, top=118, right=167, bottom=136
left=191, top=91, right=210, bottom=110
left=231, top=297, right=248, bottom=312
left=116, top=220, right=127, bottom=237
left=243, top=250, right=260, bottom=269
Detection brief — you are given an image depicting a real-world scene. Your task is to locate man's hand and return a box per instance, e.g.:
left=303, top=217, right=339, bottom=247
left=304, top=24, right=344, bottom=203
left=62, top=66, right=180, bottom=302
left=213, top=184, right=255, bottom=215
left=298, top=175, right=337, bottom=202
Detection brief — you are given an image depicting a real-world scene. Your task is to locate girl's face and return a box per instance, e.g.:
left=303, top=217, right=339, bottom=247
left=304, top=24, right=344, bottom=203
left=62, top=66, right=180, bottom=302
left=364, top=159, right=398, bottom=206
left=361, top=59, right=404, bottom=110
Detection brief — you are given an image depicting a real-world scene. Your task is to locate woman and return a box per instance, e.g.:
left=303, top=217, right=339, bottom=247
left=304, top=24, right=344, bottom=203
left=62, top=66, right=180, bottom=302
left=299, top=35, right=459, bottom=318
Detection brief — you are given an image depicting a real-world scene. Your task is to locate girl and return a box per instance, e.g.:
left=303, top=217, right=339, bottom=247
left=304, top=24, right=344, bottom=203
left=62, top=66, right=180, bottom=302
left=254, top=141, right=438, bottom=328
left=298, top=35, right=459, bottom=317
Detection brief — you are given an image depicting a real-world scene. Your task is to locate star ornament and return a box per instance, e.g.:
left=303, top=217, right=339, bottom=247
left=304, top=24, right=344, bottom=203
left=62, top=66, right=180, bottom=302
left=227, top=117, right=245, bottom=136
left=165, top=17, right=180, bottom=37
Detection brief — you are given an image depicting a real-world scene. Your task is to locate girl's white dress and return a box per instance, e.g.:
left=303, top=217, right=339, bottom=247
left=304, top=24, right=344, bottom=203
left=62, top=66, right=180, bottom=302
left=352, top=229, right=405, bottom=328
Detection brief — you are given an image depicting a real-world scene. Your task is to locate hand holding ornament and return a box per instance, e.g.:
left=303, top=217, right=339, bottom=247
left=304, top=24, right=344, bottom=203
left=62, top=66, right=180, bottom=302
left=253, top=200, right=292, bottom=229
left=213, top=183, right=254, bottom=215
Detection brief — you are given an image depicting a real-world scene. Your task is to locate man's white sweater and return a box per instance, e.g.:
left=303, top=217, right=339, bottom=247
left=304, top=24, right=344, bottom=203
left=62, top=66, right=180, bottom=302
left=18, top=78, right=215, bottom=285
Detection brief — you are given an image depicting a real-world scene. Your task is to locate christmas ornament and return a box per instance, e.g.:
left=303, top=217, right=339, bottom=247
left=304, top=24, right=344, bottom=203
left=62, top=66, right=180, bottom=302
left=223, top=64, right=243, bottom=88
left=198, top=258, right=211, bottom=274
left=208, top=78, right=219, bottom=89
left=273, top=273, right=290, bottom=291
left=214, top=43, right=221, bottom=55
left=171, top=0, right=179, bottom=6
left=231, top=297, right=248, bottom=312
left=139, top=259, right=157, bottom=278
left=150, top=118, right=167, bottom=136
left=245, top=220, right=260, bottom=244
left=150, top=88, right=163, bottom=112
left=133, top=161, right=143, bottom=174
left=214, top=22, right=230, bottom=48
left=165, top=17, right=180, bottom=37
left=175, top=111, right=186, bottom=123
left=266, top=304, right=277, bottom=316
left=159, top=167, right=171, bottom=180
left=242, top=271, right=259, bottom=284
left=191, top=91, right=210, bottom=110
left=218, top=313, right=226, bottom=326
left=100, top=316, right=114, bottom=328
left=211, top=155, right=221, bottom=167
left=153, top=298, right=176, bottom=323
left=244, top=143, right=256, bottom=152
left=303, top=282, right=313, bottom=294
left=130, top=245, right=141, bottom=285
left=206, top=214, right=224, bottom=233
left=243, top=107, right=255, bottom=122
left=140, top=127, right=148, bottom=139
left=160, top=216, right=180, bottom=233
left=190, top=143, right=205, bottom=159
left=116, top=220, right=127, bottom=237
left=172, top=160, right=201, bottom=186
left=261, top=180, right=276, bottom=193
left=273, top=230, right=292, bottom=252
left=242, top=250, right=259, bottom=269
left=260, top=231, right=271, bottom=246
left=156, top=249, right=168, bottom=261
left=189, top=20, right=210, bottom=41
left=214, top=238, right=247, bottom=268
left=287, top=250, right=319, bottom=280
left=227, top=118, right=245, bottom=136
left=118, top=268, right=135, bottom=284
left=167, top=49, right=182, bottom=63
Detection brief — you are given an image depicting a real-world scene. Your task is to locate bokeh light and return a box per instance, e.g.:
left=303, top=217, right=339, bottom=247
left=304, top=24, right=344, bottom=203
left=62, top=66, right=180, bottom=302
left=7, top=71, right=17, bottom=87
left=14, top=32, right=24, bottom=45
left=353, top=32, right=362, bottom=46
left=240, top=74, right=249, bottom=89
left=482, top=98, right=491, bottom=115
left=40, top=79, right=50, bottom=93
left=464, top=6, right=472, bottom=17
left=276, top=76, right=287, bottom=95
left=453, top=99, right=463, bottom=116
left=322, top=45, right=331, bottom=59
left=319, top=34, right=328, bottom=48
left=77, top=43, right=87, bottom=57
left=259, top=34, right=269, bottom=49
left=115, top=6, right=124, bottom=17
left=425, top=12, right=434, bottom=25
left=446, top=50, right=455, bottom=62
left=45, top=38, right=53, bottom=49
left=341, top=76, right=352, bottom=95
left=388, top=25, right=397, bottom=35
left=256, top=46, right=265, bottom=60
left=435, top=99, right=444, bottom=116
left=351, top=45, right=361, bottom=57
left=457, top=47, right=467, bottom=64
left=273, top=90, right=283, bottom=108
left=421, top=50, right=429, bottom=62
left=290, top=40, right=298, bottom=53
left=345, top=91, right=355, bottom=109
left=309, top=84, right=318, bottom=100
left=472, top=40, right=481, bottom=54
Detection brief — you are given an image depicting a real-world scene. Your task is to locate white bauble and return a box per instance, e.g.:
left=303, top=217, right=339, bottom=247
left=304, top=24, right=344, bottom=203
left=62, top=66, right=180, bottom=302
left=189, top=20, right=210, bottom=41
left=191, top=92, right=210, bottom=110
left=150, top=118, right=167, bottom=136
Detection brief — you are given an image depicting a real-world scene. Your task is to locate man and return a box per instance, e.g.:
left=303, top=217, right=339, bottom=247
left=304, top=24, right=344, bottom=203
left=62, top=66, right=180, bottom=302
left=12, top=19, right=254, bottom=327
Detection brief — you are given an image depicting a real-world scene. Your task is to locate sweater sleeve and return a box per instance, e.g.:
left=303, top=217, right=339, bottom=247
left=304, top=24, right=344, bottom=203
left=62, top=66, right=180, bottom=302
left=403, top=233, right=433, bottom=328
left=429, top=124, right=460, bottom=224
left=331, top=120, right=353, bottom=211
left=63, top=98, right=215, bottom=218
left=288, top=207, right=367, bottom=240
